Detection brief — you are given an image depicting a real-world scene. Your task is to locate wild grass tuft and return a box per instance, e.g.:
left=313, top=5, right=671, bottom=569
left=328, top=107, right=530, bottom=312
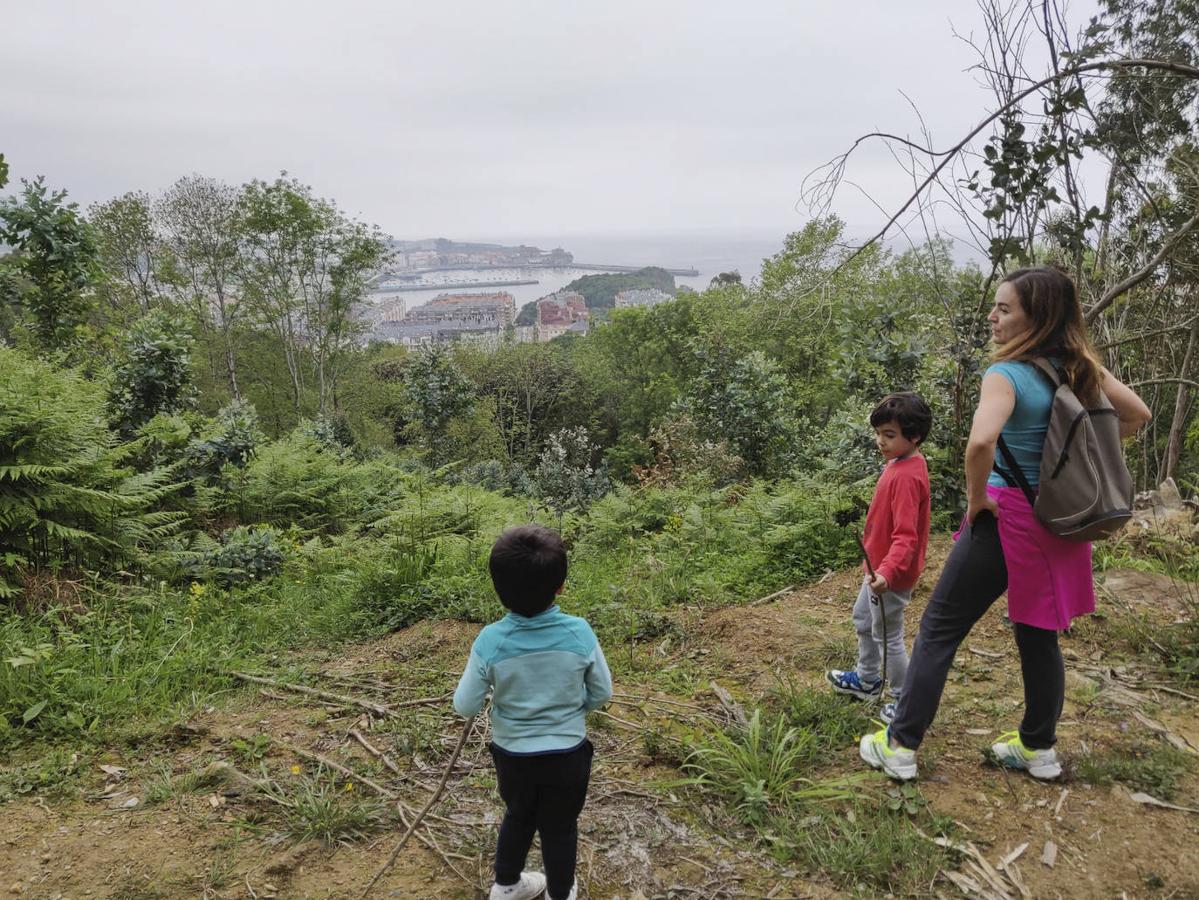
left=682, top=708, right=865, bottom=824
left=282, top=778, right=390, bottom=845
left=1075, top=742, right=1194, bottom=800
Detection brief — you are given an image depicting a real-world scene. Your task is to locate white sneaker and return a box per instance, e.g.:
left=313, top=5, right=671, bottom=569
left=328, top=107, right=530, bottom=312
left=550, top=882, right=577, bottom=900
left=859, top=726, right=918, bottom=780
left=990, top=731, right=1062, bottom=780
left=490, top=871, right=547, bottom=900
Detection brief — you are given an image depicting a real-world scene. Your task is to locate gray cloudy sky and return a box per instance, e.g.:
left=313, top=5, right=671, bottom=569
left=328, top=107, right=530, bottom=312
left=3, top=0, right=1100, bottom=242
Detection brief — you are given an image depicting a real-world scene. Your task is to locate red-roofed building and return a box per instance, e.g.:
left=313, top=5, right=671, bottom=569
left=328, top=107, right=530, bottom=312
left=536, top=291, right=589, bottom=341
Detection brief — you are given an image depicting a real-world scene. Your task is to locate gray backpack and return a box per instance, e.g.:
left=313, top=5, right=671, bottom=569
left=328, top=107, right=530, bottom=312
left=994, top=358, right=1133, bottom=542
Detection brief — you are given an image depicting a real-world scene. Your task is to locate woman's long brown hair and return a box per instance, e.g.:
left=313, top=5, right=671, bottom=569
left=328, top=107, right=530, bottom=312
left=993, top=267, right=1104, bottom=405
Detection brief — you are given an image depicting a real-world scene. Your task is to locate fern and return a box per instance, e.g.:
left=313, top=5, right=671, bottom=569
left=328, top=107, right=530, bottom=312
left=0, top=348, right=185, bottom=598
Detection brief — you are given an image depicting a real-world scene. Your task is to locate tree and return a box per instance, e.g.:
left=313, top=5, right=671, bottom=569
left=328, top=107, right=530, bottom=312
left=235, top=174, right=386, bottom=417
left=0, top=178, right=97, bottom=352
left=108, top=308, right=195, bottom=434
left=88, top=191, right=165, bottom=315
left=802, top=0, right=1199, bottom=487
left=677, top=346, right=797, bottom=476
left=397, top=345, right=476, bottom=460
left=158, top=175, right=244, bottom=400
left=308, top=216, right=388, bottom=415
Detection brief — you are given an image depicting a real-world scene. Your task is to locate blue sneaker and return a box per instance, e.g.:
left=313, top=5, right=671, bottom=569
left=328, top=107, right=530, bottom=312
left=826, top=669, right=883, bottom=700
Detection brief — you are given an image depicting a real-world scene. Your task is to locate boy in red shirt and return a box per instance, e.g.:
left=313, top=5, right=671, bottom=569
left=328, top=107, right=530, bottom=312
left=827, top=392, right=932, bottom=723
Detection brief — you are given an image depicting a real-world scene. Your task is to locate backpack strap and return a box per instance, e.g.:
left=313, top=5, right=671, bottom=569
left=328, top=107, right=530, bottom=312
left=994, top=435, right=1038, bottom=509
left=1030, top=357, right=1064, bottom=389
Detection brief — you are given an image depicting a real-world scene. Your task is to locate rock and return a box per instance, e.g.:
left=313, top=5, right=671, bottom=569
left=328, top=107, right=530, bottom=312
left=1159, top=478, right=1184, bottom=510
left=1065, top=671, right=1096, bottom=693
left=1134, top=489, right=1162, bottom=512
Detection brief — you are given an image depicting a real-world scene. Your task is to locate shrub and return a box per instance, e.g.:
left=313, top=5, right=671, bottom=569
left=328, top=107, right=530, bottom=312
left=237, top=434, right=355, bottom=531
left=0, top=348, right=184, bottom=599
left=108, top=308, right=194, bottom=434
left=186, top=399, right=264, bottom=478
left=204, top=526, right=286, bottom=585
left=534, top=426, right=611, bottom=513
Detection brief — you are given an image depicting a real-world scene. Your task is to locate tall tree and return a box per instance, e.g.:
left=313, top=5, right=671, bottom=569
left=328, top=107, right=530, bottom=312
left=88, top=191, right=164, bottom=315
left=158, top=175, right=244, bottom=400
left=0, top=178, right=97, bottom=353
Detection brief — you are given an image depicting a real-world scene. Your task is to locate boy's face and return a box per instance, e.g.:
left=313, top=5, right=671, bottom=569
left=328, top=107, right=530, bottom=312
left=874, top=420, right=918, bottom=461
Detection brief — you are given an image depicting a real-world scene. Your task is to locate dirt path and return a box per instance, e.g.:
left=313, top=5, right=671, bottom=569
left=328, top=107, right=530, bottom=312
left=2, top=542, right=1196, bottom=899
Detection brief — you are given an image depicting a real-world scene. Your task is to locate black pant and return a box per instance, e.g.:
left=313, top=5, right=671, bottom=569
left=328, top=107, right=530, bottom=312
left=890, top=511, right=1065, bottom=751
left=491, top=740, right=593, bottom=900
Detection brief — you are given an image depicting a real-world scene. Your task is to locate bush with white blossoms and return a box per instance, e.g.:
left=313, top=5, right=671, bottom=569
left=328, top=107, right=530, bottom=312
left=534, top=426, right=611, bottom=513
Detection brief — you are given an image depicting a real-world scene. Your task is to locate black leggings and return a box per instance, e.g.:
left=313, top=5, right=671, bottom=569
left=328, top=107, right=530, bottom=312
left=890, top=511, right=1066, bottom=751
left=491, top=740, right=593, bottom=900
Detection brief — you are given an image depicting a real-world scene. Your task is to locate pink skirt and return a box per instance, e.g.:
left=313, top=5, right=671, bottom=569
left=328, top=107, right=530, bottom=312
left=987, top=485, right=1095, bottom=630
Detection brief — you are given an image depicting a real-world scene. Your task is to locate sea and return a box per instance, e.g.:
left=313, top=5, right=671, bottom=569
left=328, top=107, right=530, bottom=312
left=367, top=231, right=786, bottom=314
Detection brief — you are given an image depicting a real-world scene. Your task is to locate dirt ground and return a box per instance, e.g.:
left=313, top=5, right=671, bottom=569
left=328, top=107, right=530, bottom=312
left=2, top=537, right=1197, bottom=899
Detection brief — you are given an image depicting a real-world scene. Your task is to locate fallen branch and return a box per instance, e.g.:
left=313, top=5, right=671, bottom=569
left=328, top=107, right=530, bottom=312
left=1129, top=792, right=1199, bottom=814
left=286, top=743, right=399, bottom=801
left=349, top=728, right=404, bottom=777
left=749, top=585, right=796, bottom=607
left=360, top=715, right=477, bottom=899
left=232, top=671, right=395, bottom=718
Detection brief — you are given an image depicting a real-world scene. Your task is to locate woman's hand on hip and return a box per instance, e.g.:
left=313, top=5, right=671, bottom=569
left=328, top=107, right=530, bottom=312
left=966, top=494, right=999, bottom=524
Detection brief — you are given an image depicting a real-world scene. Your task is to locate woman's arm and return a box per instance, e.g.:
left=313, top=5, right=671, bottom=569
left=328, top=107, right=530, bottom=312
left=1100, top=367, right=1152, bottom=438
left=964, top=372, right=1017, bottom=522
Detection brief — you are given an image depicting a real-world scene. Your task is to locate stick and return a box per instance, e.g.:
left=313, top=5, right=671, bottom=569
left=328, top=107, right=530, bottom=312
left=748, top=585, right=796, bottom=606
left=233, top=671, right=395, bottom=717
left=360, top=715, right=476, bottom=898
left=349, top=728, right=404, bottom=777
left=287, top=744, right=399, bottom=800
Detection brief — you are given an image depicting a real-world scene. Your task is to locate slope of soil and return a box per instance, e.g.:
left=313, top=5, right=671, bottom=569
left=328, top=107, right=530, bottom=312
left=2, top=537, right=1196, bottom=899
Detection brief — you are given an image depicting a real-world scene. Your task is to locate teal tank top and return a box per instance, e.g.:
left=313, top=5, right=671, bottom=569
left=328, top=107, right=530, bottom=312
left=986, top=360, right=1055, bottom=488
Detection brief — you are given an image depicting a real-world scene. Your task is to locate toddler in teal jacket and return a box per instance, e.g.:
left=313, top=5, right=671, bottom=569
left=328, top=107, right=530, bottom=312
left=454, top=525, right=611, bottom=900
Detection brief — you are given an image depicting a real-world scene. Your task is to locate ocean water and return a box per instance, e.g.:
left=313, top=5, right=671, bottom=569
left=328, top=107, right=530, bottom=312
left=371, top=231, right=786, bottom=313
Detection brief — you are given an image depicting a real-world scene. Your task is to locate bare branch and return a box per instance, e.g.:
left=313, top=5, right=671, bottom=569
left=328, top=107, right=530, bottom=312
left=1130, top=378, right=1199, bottom=390
left=818, top=58, right=1199, bottom=282
left=1085, top=209, right=1199, bottom=322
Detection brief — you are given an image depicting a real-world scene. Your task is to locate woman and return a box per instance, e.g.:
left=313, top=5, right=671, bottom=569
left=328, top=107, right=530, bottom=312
left=859, top=267, right=1151, bottom=781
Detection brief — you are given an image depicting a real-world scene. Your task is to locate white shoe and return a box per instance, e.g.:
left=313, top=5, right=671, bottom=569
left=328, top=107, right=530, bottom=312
left=859, top=726, right=918, bottom=781
left=990, top=731, right=1062, bottom=780
left=550, top=882, right=577, bottom=900
left=490, top=871, right=547, bottom=900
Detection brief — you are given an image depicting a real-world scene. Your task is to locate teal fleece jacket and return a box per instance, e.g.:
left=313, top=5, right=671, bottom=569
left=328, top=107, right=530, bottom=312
left=453, top=605, right=612, bottom=754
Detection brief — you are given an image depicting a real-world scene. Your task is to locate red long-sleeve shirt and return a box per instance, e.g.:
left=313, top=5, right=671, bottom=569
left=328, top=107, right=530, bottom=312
left=862, top=454, right=930, bottom=591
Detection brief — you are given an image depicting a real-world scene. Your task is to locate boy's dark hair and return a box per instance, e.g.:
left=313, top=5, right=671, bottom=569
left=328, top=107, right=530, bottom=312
left=489, top=525, right=568, bottom=617
left=869, top=392, right=932, bottom=444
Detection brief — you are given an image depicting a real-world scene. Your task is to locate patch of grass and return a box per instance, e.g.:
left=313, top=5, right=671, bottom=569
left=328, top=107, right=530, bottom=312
left=282, top=778, right=390, bottom=845
left=1074, top=742, right=1194, bottom=800
left=681, top=708, right=865, bottom=825
left=642, top=728, right=688, bottom=767
left=0, top=746, right=82, bottom=803
left=142, top=760, right=211, bottom=806
left=230, top=732, right=272, bottom=765
left=768, top=678, right=874, bottom=753
left=778, top=799, right=954, bottom=895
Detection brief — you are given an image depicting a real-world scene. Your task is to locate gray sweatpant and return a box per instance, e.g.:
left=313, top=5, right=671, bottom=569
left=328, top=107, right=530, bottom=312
left=853, top=579, right=911, bottom=698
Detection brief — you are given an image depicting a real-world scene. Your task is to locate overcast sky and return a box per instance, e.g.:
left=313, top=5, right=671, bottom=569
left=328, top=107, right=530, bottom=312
left=3, top=0, right=1101, bottom=243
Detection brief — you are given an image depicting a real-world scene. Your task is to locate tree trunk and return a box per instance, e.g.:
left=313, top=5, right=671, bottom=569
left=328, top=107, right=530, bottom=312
left=1163, top=310, right=1198, bottom=481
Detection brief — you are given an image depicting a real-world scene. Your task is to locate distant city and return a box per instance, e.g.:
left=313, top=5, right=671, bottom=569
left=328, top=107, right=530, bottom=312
left=358, top=239, right=683, bottom=348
